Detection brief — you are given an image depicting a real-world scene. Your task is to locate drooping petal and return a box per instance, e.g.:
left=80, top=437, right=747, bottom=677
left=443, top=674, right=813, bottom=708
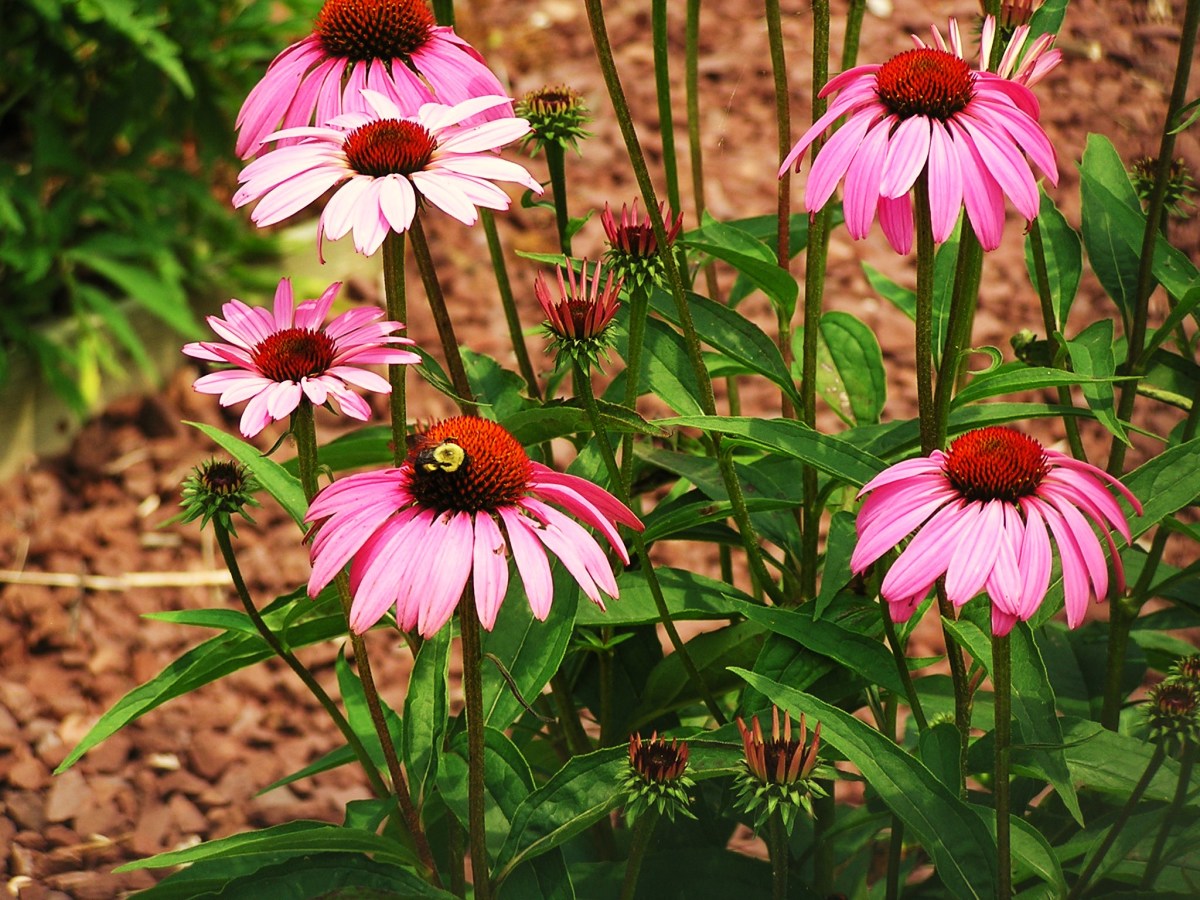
left=472, top=512, right=511, bottom=630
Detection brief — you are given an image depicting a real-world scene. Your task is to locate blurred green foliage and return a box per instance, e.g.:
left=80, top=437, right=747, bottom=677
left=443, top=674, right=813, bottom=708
left=0, top=0, right=314, bottom=412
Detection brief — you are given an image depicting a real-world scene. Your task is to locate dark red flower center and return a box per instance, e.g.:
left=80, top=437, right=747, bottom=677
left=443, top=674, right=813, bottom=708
left=200, top=460, right=246, bottom=495
left=943, top=427, right=1047, bottom=503
left=876, top=48, right=974, bottom=120
left=315, top=0, right=435, bottom=62
left=343, top=119, right=437, bottom=177
left=629, top=733, right=689, bottom=783
left=252, top=328, right=337, bottom=382
left=407, top=417, right=531, bottom=513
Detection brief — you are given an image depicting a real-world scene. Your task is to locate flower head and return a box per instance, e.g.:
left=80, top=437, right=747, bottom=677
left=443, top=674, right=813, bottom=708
left=601, top=199, right=684, bottom=290
left=778, top=16, right=1058, bottom=252
left=535, top=260, right=622, bottom=370
left=183, top=279, right=418, bottom=437
left=621, top=732, right=695, bottom=822
left=515, top=85, right=592, bottom=156
left=305, top=416, right=644, bottom=638
left=1131, top=156, right=1197, bottom=219
left=177, top=459, right=261, bottom=535
left=234, top=91, right=542, bottom=258
left=851, top=427, right=1143, bottom=635
left=235, top=0, right=511, bottom=158
left=1145, top=680, right=1200, bottom=754
left=735, top=707, right=826, bottom=830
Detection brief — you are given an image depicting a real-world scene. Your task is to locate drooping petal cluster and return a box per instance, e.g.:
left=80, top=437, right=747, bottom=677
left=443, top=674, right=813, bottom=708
left=183, top=279, right=419, bottom=437
left=851, top=427, right=1142, bottom=635
left=234, top=91, right=542, bottom=257
left=305, top=416, right=643, bottom=638
left=235, top=0, right=511, bottom=158
left=778, top=16, right=1059, bottom=252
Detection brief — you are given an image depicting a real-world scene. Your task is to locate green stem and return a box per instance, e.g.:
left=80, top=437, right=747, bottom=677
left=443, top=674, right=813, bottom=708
left=620, top=284, right=651, bottom=496
left=481, top=210, right=541, bottom=400
left=914, top=173, right=937, bottom=454
left=382, top=232, right=408, bottom=465
left=619, top=810, right=660, bottom=900
left=431, top=0, right=454, bottom=27
left=291, top=405, right=440, bottom=884
left=765, top=0, right=791, bottom=278
left=460, top=595, right=492, bottom=900
left=212, top=524, right=387, bottom=798
left=686, top=0, right=719, bottom=305
left=885, top=818, right=904, bottom=900
left=812, top=787, right=835, bottom=895
left=573, top=360, right=727, bottom=725
left=550, top=672, right=594, bottom=755
left=409, top=215, right=477, bottom=415
left=545, top=142, right=573, bottom=257
left=583, top=0, right=785, bottom=608
left=938, top=587, right=972, bottom=798
left=932, top=229, right=985, bottom=449
left=993, top=631, right=1012, bottom=898
left=1028, top=218, right=1086, bottom=459
left=1141, top=742, right=1195, bottom=888
left=840, top=0, right=867, bottom=69
left=651, top=0, right=682, bottom=215
left=1067, top=744, right=1166, bottom=898
left=881, top=604, right=928, bottom=731
left=1108, top=0, right=1200, bottom=477
left=768, top=810, right=789, bottom=900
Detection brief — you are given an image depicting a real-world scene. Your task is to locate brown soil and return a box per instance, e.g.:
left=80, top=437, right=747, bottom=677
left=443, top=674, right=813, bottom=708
left=2, top=0, right=1197, bottom=896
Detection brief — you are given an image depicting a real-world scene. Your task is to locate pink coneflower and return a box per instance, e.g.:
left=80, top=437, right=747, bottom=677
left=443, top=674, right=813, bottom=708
left=601, top=199, right=684, bottom=289
left=535, top=260, right=622, bottom=368
left=234, top=90, right=541, bottom=258
left=851, top=427, right=1142, bottom=635
left=183, top=278, right=418, bottom=437
left=778, top=16, right=1058, bottom=252
left=235, top=0, right=510, bottom=158
left=305, top=416, right=643, bottom=638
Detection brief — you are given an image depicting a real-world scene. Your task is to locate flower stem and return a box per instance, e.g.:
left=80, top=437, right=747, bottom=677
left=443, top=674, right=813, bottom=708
left=620, top=283, right=651, bottom=496
left=1108, top=0, right=1200, bottom=478
left=651, top=0, right=682, bottom=215
left=881, top=603, right=928, bottom=731
left=459, top=593, right=492, bottom=900
left=914, top=172, right=937, bottom=454
left=767, top=809, right=790, bottom=900
left=1067, top=744, right=1166, bottom=898
left=1028, top=218, right=1085, bottom=459
left=291, top=405, right=439, bottom=884
left=573, top=360, right=727, bottom=725
left=993, top=631, right=1013, bottom=899
left=382, top=232, right=408, bottom=466
left=765, top=0, right=791, bottom=279
left=619, top=809, right=660, bottom=900
left=686, top=0, right=720, bottom=305
left=937, top=586, right=972, bottom=798
left=932, top=229, right=985, bottom=449
left=812, top=788, right=835, bottom=895
left=544, top=142, right=573, bottom=257
left=1141, top=741, right=1194, bottom=888
left=212, top=523, right=387, bottom=798
left=841, top=0, right=867, bottom=69
left=583, top=0, right=785, bottom=607
left=885, top=817, right=904, bottom=900
left=409, top=215, right=477, bottom=415
left=482, top=210, right=541, bottom=400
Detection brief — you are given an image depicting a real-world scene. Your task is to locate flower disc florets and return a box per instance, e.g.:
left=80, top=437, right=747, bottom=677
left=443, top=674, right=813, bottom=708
left=406, top=417, right=531, bottom=514
left=876, top=48, right=975, bottom=120
left=942, top=426, right=1048, bottom=503
left=315, top=0, right=435, bottom=61
left=178, top=459, right=261, bottom=534
left=342, top=120, right=438, bottom=177
left=1145, top=681, right=1200, bottom=754
left=516, top=84, right=592, bottom=155
left=621, top=733, right=695, bottom=822
left=535, top=260, right=622, bottom=371
left=601, top=199, right=683, bottom=291
left=735, top=708, right=826, bottom=831
left=251, top=328, right=338, bottom=383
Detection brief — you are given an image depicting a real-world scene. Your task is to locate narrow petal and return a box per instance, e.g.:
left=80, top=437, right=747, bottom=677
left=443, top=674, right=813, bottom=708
left=472, top=513, right=511, bottom=630
left=879, top=115, right=932, bottom=199
left=499, top=508, right=554, bottom=620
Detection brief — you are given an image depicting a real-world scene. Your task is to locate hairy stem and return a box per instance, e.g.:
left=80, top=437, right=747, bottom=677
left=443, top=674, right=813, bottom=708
left=651, top=0, right=682, bottom=214
left=768, top=809, right=790, bottom=900
left=460, top=595, right=492, bottom=900
left=620, top=809, right=660, bottom=900
left=993, top=632, right=1013, bottom=899
left=545, top=142, right=573, bottom=257
left=382, top=232, right=408, bottom=465
left=482, top=210, right=541, bottom=400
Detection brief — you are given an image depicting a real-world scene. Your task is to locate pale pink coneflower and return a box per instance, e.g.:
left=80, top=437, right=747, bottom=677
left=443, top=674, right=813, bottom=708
left=778, top=16, right=1059, bottom=252
left=235, top=0, right=511, bottom=159
left=305, top=416, right=644, bottom=638
left=183, top=278, right=418, bottom=438
left=850, top=427, right=1142, bottom=635
left=234, top=90, right=542, bottom=258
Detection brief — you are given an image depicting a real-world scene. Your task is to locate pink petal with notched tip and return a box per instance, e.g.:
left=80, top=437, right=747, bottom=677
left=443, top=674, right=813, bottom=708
left=191, top=370, right=267, bottom=399
left=523, top=510, right=604, bottom=606
left=779, top=78, right=880, bottom=174
left=272, top=279, right=296, bottom=329
left=880, top=115, right=931, bottom=199
left=969, top=96, right=1058, bottom=184
left=983, top=504, right=1023, bottom=618
left=264, top=380, right=303, bottom=419
left=956, top=115, right=1038, bottom=218
left=411, top=170, right=480, bottom=224
left=529, top=481, right=630, bottom=563
left=852, top=484, right=958, bottom=572
left=301, top=377, right=329, bottom=407
left=310, top=504, right=418, bottom=598
left=943, top=500, right=1003, bottom=605
left=377, top=175, right=418, bottom=233
left=842, top=116, right=895, bottom=240
left=322, top=176, right=377, bottom=241
left=529, top=464, right=643, bottom=530
left=249, top=166, right=346, bottom=227
left=948, top=120, right=1005, bottom=250
left=346, top=513, right=422, bottom=632
left=878, top=194, right=914, bottom=254
left=238, top=391, right=275, bottom=437
left=926, top=122, right=963, bottom=242
left=413, top=512, right=475, bottom=638
left=1046, top=492, right=1110, bottom=601
left=880, top=500, right=968, bottom=601
left=326, top=365, right=391, bottom=393
left=499, top=507, right=555, bottom=620
left=324, top=383, right=372, bottom=420
left=525, top=499, right=620, bottom=599
left=1032, top=499, right=1091, bottom=628
left=1016, top=500, right=1052, bottom=620
left=805, top=109, right=879, bottom=211
left=1046, top=452, right=1143, bottom=516
left=472, top=513, right=511, bottom=630
left=855, top=475, right=955, bottom=535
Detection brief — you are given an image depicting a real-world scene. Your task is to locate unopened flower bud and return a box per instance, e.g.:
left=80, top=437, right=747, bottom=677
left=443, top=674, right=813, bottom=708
left=516, top=85, right=592, bottom=156
left=177, top=459, right=261, bottom=534
left=735, top=707, right=827, bottom=830
left=621, top=732, right=695, bottom=822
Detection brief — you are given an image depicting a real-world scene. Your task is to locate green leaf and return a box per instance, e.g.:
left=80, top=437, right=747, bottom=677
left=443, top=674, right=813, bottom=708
left=816, top=511, right=858, bottom=618
left=1026, top=188, right=1083, bottom=328
left=284, top=425, right=393, bottom=475
left=464, top=348, right=532, bottom=421
left=950, top=362, right=1130, bottom=409
left=735, top=670, right=997, bottom=898
left=114, top=822, right=417, bottom=872
left=815, top=311, right=887, bottom=425
left=186, top=422, right=307, bottom=528
left=682, top=219, right=799, bottom=317
left=863, top=263, right=915, bottom=321
left=1079, top=134, right=1147, bottom=324
left=1060, top=717, right=1182, bottom=802
left=66, top=244, right=198, bottom=336
left=575, top=566, right=751, bottom=626
left=641, top=495, right=798, bottom=545
left=1029, top=0, right=1067, bottom=36
left=440, top=727, right=535, bottom=855
left=920, top=722, right=964, bottom=793
left=1065, top=319, right=1129, bottom=444
left=647, top=286, right=801, bottom=407
left=141, top=608, right=259, bottom=635
left=482, top=565, right=578, bottom=729
left=663, top=415, right=886, bottom=487
left=1145, top=285, right=1200, bottom=358
left=1123, top=437, right=1200, bottom=539
left=501, top=402, right=664, bottom=448
left=613, top=315, right=706, bottom=416
left=404, top=625, right=450, bottom=810
left=257, top=745, right=357, bottom=797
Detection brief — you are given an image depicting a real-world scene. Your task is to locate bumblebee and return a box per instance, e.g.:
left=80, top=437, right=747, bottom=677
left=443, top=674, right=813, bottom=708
left=416, top=439, right=467, bottom=474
